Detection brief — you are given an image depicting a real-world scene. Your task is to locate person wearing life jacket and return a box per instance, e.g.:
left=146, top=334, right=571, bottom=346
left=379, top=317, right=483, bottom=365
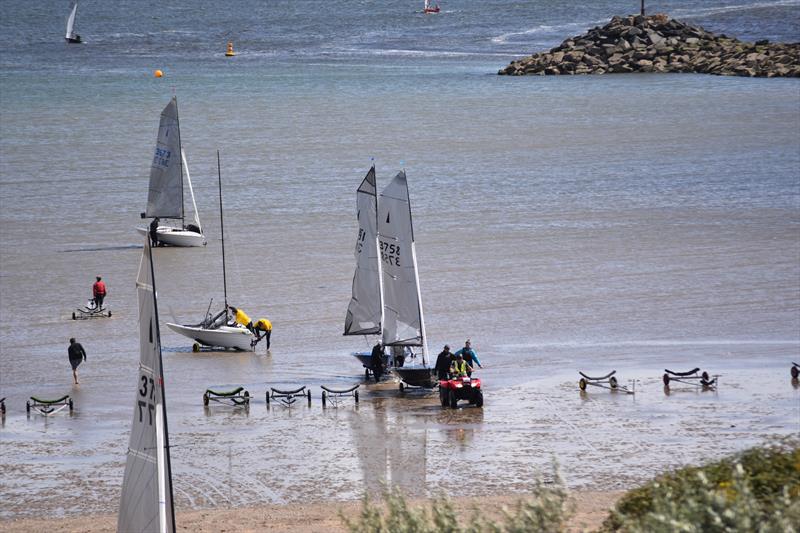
left=228, top=306, right=254, bottom=333
left=450, top=353, right=472, bottom=378
left=252, top=318, right=272, bottom=350
left=92, top=276, right=107, bottom=310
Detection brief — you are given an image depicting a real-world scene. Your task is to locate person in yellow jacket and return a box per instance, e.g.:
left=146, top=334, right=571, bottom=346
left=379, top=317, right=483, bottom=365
left=252, top=318, right=272, bottom=350
left=450, top=353, right=473, bottom=378
left=228, top=306, right=253, bottom=333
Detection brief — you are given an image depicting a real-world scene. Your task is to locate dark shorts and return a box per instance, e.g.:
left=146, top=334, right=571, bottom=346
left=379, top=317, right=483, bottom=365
left=69, top=357, right=83, bottom=371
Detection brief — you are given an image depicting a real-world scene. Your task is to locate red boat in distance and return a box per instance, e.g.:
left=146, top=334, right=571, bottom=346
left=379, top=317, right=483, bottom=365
left=423, top=0, right=440, bottom=14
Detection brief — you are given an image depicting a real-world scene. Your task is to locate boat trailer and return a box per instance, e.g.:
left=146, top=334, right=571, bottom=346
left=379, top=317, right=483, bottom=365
left=203, top=387, right=250, bottom=407
left=72, top=300, right=111, bottom=320
left=578, top=370, right=634, bottom=394
left=663, top=368, right=718, bottom=390
left=27, top=395, right=73, bottom=416
left=266, top=386, right=311, bottom=407
left=321, top=384, right=359, bottom=407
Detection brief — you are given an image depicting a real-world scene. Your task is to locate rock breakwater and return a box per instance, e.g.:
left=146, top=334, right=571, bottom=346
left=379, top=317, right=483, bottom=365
left=499, top=14, right=800, bottom=77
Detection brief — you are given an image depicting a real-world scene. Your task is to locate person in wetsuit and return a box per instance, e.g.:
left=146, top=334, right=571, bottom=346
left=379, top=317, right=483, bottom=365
left=68, top=337, right=87, bottom=384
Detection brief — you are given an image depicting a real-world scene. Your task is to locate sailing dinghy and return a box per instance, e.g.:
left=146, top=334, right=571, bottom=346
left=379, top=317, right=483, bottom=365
left=137, top=97, right=206, bottom=247
left=117, top=236, right=176, bottom=533
left=65, top=1, right=81, bottom=43
left=166, top=152, right=255, bottom=352
left=380, top=171, right=435, bottom=388
left=423, top=0, right=440, bottom=14
left=344, top=166, right=390, bottom=376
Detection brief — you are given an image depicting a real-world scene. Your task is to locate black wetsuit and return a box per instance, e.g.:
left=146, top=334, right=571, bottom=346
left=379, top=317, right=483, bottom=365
left=434, top=350, right=453, bottom=380
left=370, top=344, right=384, bottom=380
left=68, top=342, right=86, bottom=370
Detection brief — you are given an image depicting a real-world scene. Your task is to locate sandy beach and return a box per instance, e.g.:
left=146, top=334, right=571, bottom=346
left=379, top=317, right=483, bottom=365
left=0, top=491, right=623, bottom=532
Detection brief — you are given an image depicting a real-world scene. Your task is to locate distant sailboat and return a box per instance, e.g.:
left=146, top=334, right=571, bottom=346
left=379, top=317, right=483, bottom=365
left=117, top=236, right=176, bottom=533
left=423, top=0, right=440, bottom=14
left=65, top=1, right=81, bottom=43
left=379, top=171, right=435, bottom=388
left=137, top=97, right=206, bottom=247
left=166, top=152, right=255, bottom=352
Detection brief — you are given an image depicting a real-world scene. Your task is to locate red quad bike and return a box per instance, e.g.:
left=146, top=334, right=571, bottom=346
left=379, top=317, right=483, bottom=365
left=439, top=375, right=483, bottom=408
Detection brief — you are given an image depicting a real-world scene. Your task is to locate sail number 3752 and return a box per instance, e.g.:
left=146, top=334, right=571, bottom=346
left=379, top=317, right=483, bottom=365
left=137, top=374, right=156, bottom=425
left=379, top=240, right=400, bottom=267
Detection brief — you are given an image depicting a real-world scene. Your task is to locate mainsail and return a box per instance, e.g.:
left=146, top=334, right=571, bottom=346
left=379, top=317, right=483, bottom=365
left=65, top=1, right=78, bottom=40
left=145, top=97, right=183, bottom=220
left=378, top=171, right=426, bottom=352
left=118, top=237, right=176, bottom=533
left=344, top=166, right=383, bottom=336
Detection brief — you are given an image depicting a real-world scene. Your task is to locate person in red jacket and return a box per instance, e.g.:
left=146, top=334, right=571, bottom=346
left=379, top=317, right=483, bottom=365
left=92, top=276, right=107, bottom=310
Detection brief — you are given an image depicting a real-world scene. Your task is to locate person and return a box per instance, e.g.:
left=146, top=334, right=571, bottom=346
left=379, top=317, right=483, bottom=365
left=149, top=217, right=160, bottom=247
left=228, top=306, right=254, bottom=333
left=92, top=276, right=107, bottom=310
left=454, top=339, right=482, bottom=376
left=252, top=317, right=272, bottom=350
left=68, top=337, right=87, bottom=385
left=434, top=344, right=454, bottom=380
left=450, top=353, right=472, bottom=378
left=370, top=342, right=385, bottom=381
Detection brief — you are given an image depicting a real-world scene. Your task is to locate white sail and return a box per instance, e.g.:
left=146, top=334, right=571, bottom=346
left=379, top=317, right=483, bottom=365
left=379, top=171, right=425, bottom=349
left=344, top=166, right=383, bottom=336
left=118, top=237, right=175, bottom=533
left=65, top=1, right=78, bottom=40
left=181, top=149, right=202, bottom=232
left=145, top=97, right=183, bottom=220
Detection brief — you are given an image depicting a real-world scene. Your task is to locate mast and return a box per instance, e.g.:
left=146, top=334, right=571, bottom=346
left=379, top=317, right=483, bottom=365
left=404, top=170, right=428, bottom=365
left=375, top=166, right=385, bottom=338
left=175, top=97, right=185, bottom=227
left=217, top=151, right=229, bottom=321
left=147, top=238, right=177, bottom=533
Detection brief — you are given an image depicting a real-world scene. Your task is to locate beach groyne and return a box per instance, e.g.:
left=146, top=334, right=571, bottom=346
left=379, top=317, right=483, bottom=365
left=498, top=14, right=800, bottom=77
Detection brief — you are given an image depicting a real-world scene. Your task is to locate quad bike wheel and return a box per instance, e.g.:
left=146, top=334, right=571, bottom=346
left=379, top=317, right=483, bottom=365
left=439, top=387, right=448, bottom=407
left=579, top=378, right=587, bottom=391
left=475, top=390, right=484, bottom=408
left=448, top=388, right=458, bottom=409
left=609, top=376, right=618, bottom=389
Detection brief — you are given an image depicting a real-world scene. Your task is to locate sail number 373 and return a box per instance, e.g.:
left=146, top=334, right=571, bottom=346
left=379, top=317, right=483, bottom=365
left=379, top=240, right=400, bottom=267
left=137, top=374, right=156, bottom=425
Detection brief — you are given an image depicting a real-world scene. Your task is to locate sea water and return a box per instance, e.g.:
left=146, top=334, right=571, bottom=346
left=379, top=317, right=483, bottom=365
left=1, top=0, right=798, bottom=518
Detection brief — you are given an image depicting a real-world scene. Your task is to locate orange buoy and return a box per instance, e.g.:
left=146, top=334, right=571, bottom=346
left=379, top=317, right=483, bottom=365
left=154, top=69, right=163, bottom=78
left=225, top=41, right=235, bottom=57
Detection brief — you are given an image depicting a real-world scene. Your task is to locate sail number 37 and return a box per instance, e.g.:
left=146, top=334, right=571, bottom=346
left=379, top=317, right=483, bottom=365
left=138, top=374, right=156, bottom=425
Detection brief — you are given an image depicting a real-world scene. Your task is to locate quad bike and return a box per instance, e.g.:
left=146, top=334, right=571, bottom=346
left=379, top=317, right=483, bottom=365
left=439, top=374, right=483, bottom=408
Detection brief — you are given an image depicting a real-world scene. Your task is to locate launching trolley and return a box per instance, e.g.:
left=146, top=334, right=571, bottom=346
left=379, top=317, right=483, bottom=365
left=662, top=368, right=717, bottom=390
left=203, top=387, right=250, bottom=407
left=266, top=386, right=311, bottom=407
left=321, top=384, right=360, bottom=408
left=578, top=370, right=634, bottom=394
left=72, top=299, right=111, bottom=320
left=27, top=395, right=74, bottom=416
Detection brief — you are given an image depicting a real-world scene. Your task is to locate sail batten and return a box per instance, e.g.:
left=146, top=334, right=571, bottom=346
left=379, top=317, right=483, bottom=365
left=145, top=98, right=183, bottom=220
left=379, top=171, right=425, bottom=351
left=344, top=166, right=383, bottom=336
left=117, top=237, right=175, bottom=533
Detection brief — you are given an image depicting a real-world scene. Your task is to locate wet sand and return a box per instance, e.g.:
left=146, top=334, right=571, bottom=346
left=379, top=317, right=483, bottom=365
left=0, top=490, right=623, bottom=532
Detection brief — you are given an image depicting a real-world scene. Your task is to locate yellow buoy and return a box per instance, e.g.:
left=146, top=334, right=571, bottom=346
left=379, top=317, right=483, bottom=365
left=225, top=41, right=235, bottom=57
left=154, top=69, right=163, bottom=78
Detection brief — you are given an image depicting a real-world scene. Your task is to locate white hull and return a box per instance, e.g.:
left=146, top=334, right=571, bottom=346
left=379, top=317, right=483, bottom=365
left=136, top=226, right=206, bottom=247
left=166, top=323, right=254, bottom=351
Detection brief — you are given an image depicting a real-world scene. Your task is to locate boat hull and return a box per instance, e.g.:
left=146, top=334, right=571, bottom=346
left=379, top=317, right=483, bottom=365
left=136, top=226, right=206, bottom=247
left=352, top=351, right=391, bottom=369
left=166, top=323, right=254, bottom=351
left=393, top=366, right=436, bottom=388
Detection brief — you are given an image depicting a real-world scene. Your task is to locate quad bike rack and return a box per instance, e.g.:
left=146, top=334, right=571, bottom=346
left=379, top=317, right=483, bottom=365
left=791, top=362, right=799, bottom=380
left=72, top=300, right=111, bottom=320
left=321, top=385, right=360, bottom=408
left=578, top=370, right=634, bottom=394
left=203, top=387, right=250, bottom=407
left=266, top=386, right=311, bottom=407
left=27, top=395, right=73, bottom=416
left=662, top=368, right=718, bottom=390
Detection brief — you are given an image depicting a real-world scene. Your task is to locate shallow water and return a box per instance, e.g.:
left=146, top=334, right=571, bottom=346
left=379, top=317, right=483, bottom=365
left=1, top=0, right=799, bottom=520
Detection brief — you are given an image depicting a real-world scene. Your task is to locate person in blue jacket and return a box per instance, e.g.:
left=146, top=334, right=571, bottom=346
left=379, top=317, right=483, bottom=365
left=454, top=339, right=482, bottom=376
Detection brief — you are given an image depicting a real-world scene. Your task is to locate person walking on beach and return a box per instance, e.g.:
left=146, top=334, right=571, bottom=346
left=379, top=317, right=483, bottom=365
left=92, top=276, right=107, bottom=310
left=68, top=337, right=87, bottom=384
left=454, top=339, right=481, bottom=376
left=228, top=306, right=254, bottom=333
left=252, top=317, right=272, bottom=350
left=435, top=344, right=454, bottom=380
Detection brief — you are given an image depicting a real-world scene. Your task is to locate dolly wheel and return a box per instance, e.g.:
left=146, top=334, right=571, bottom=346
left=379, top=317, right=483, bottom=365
left=365, top=368, right=370, bottom=379
left=203, top=393, right=209, bottom=406
left=792, top=366, right=799, bottom=379
left=72, top=312, right=76, bottom=320
left=68, top=399, right=74, bottom=412
left=108, top=311, right=112, bottom=317
left=354, top=390, right=359, bottom=403
left=322, top=391, right=327, bottom=408
left=265, top=392, right=270, bottom=405
left=192, top=343, right=200, bottom=353
left=609, top=376, right=618, bottom=389
left=307, top=390, right=312, bottom=407
left=26, top=401, right=31, bottom=414
left=663, top=373, right=670, bottom=386
left=701, top=371, right=709, bottom=381
left=579, top=378, right=587, bottom=391
left=399, top=382, right=405, bottom=393
left=243, top=391, right=250, bottom=404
